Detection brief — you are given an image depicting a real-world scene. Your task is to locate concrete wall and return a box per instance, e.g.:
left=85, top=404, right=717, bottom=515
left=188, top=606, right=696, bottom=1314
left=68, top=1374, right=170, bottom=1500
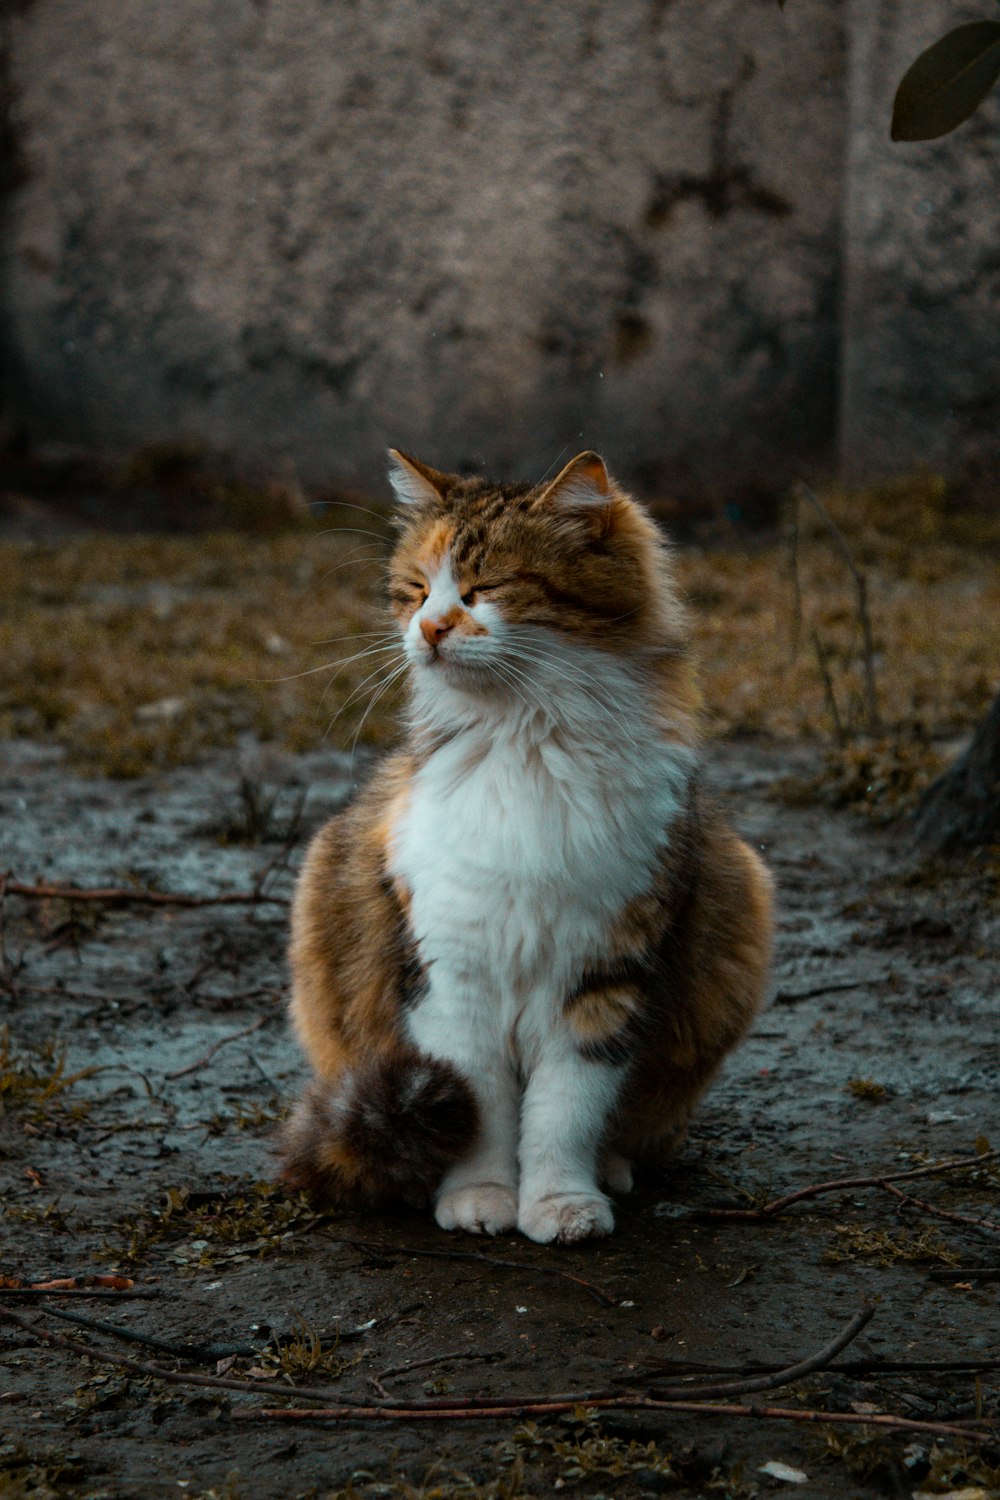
left=0, top=0, right=996, bottom=504
left=840, top=0, right=1000, bottom=492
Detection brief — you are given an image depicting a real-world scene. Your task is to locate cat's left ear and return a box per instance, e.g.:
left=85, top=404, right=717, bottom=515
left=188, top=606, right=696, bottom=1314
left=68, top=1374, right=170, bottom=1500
left=533, top=451, right=617, bottom=533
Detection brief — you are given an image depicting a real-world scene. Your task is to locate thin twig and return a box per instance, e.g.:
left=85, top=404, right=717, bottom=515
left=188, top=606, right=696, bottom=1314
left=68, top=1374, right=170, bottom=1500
left=0, top=1310, right=360, bottom=1406
left=377, top=1349, right=504, bottom=1381
left=322, top=1235, right=618, bottom=1307
left=617, top=1305, right=874, bottom=1394
left=234, top=1401, right=991, bottom=1442
left=882, top=1181, right=1000, bottom=1236
left=31, top=1304, right=256, bottom=1361
left=3, top=878, right=289, bottom=909
left=250, top=793, right=308, bottom=898
left=164, top=1016, right=271, bottom=1081
left=771, top=977, right=882, bottom=1006
left=795, top=482, right=881, bottom=735
left=696, top=1149, right=999, bottom=1221
left=810, top=626, right=846, bottom=744
left=2, top=982, right=125, bottom=1007
left=0, top=1287, right=163, bottom=1300
left=626, top=1355, right=1000, bottom=1383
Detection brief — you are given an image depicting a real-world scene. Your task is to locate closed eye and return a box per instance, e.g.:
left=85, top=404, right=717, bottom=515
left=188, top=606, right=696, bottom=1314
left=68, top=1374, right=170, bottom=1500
left=389, top=579, right=428, bottom=606
left=461, top=581, right=508, bottom=605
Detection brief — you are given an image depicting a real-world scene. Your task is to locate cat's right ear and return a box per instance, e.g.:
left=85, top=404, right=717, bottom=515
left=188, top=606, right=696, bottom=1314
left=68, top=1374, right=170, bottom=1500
left=387, top=450, right=450, bottom=509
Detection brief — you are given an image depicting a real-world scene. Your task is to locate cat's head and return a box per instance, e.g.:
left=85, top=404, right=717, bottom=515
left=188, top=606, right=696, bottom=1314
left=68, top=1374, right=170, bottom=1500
left=386, top=450, right=686, bottom=691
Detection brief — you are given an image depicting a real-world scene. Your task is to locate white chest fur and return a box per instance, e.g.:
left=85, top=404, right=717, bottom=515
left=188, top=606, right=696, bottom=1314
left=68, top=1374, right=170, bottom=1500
left=388, top=656, right=694, bottom=1013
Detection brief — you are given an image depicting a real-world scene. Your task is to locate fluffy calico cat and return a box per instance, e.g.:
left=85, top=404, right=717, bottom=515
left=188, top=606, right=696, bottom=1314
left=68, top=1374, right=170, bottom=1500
left=280, top=450, right=773, bottom=1244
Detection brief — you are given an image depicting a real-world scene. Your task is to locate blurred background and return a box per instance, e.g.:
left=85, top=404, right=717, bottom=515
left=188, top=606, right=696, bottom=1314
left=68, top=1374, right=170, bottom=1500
left=0, top=0, right=997, bottom=786
left=2, top=0, right=998, bottom=510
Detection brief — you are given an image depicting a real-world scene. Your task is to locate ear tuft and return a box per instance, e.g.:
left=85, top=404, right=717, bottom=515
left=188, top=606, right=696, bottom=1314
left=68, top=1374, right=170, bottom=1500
left=535, top=451, right=611, bottom=511
left=387, top=449, right=451, bottom=509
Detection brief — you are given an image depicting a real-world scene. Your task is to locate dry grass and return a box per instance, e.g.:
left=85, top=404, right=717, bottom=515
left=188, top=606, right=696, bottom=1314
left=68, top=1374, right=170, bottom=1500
left=683, top=471, right=999, bottom=745
left=0, top=472, right=997, bottom=782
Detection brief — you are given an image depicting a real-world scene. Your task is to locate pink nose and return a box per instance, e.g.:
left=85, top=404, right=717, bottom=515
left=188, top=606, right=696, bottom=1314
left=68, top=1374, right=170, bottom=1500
left=420, top=615, right=453, bottom=646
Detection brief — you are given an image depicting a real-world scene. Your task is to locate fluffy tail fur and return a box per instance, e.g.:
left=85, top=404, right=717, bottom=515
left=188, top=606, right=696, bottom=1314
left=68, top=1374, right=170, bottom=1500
left=279, top=1045, right=478, bottom=1207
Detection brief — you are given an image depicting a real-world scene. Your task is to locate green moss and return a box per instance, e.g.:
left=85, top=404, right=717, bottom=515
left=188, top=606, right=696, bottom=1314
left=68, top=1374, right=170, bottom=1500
left=252, top=1317, right=364, bottom=1384
left=0, top=1026, right=94, bottom=1124
left=847, top=1077, right=887, bottom=1102
left=105, top=1181, right=323, bottom=1269
left=824, top=1223, right=962, bottom=1267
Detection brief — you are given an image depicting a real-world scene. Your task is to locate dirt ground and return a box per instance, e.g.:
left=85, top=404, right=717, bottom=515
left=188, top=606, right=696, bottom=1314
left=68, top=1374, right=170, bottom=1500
left=2, top=726, right=998, bottom=1500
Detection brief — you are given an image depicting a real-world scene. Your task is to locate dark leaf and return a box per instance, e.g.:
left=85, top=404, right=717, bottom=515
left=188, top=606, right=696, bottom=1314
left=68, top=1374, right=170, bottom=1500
left=892, top=21, right=1000, bottom=141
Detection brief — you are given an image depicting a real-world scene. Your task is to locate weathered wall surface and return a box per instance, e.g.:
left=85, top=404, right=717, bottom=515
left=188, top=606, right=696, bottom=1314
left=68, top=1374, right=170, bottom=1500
left=0, top=0, right=996, bottom=503
left=841, top=0, right=1000, bottom=492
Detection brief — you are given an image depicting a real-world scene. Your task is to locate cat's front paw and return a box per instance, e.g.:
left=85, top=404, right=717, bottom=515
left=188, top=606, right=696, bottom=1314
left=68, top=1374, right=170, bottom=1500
left=518, top=1191, right=615, bottom=1244
left=435, top=1182, right=518, bottom=1236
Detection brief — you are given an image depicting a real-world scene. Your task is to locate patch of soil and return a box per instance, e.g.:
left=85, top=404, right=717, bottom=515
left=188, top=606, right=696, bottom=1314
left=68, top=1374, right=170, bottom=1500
left=1, top=737, right=998, bottom=1499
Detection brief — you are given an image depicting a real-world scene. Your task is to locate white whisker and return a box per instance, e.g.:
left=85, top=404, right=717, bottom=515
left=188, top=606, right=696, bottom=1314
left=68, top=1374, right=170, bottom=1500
left=529, top=441, right=573, bottom=496
left=507, top=641, right=644, bottom=750
left=346, top=662, right=410, bottom=754
left=310, top=630, right=396, bottom=645
left=317, top=551, right=390, bottom=581
left=313, top=526, right=394, bottom=545
left=322, top=659, right=408, bottom=747
left=257, top=638, right=399, bottom=685
left=318, top=644, right=406, bottom=706
left=321, top=649, right=405, bottom=711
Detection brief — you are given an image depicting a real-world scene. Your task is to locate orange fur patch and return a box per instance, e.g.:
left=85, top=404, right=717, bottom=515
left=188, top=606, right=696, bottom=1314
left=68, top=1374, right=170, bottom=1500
left=418, top=520, right=454, bottom=573
left=564, top=986, right=641, bottom=1046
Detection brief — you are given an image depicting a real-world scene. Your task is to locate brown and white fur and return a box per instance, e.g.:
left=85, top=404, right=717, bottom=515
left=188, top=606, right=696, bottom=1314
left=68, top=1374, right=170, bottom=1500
left=281, top=450, right=773, bottom=1243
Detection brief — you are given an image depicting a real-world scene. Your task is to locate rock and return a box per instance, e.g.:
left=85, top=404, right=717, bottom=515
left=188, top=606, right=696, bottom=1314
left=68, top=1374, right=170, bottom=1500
left=759, top=1460, right=809, bottom=1484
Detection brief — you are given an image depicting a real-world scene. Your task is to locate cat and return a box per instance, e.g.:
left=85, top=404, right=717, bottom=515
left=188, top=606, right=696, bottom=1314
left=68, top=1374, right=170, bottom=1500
left=280, top=449, right=773, bottom=1244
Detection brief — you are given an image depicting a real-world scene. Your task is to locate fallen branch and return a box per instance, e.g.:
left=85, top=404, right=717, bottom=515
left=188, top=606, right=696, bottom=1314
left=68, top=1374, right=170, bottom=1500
left=3, top=878, right=289, bottom=909
left=630, top=1354, right=1000, bottom=1382
left=882, top=1181, right=1000, bottom=1237
left=323, top=1235, right=619, bottom=1307
left=696, top=1149, right=999, bottom=1221
left=0, top=1287, right=163, bottom=1300
left=617, top=1305, right=873, bottom=1393
left=771, top=977, right=883, bottom=1006
left=30, top=1305, right=257, bottom=1362
left=234, top=1400, right=989, bottom=1441
left=5, top=1306, right=993, bottom=1445
left=164, top=1016, right=271, bottom=1081
left=0, top=1310, right=362, bottom=1407
left=22, top=1275, right=133, bottom=1292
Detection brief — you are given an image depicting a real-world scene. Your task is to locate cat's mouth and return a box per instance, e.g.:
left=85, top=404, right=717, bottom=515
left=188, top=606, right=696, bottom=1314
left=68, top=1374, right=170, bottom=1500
left=418, top=641, right=489, bottom=678
left=417, top=642, right=460, bottom=671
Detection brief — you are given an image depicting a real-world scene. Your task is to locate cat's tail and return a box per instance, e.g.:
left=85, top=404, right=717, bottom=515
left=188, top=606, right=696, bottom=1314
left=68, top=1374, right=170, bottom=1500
left=278, top=1045, right=478, bottom=1206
